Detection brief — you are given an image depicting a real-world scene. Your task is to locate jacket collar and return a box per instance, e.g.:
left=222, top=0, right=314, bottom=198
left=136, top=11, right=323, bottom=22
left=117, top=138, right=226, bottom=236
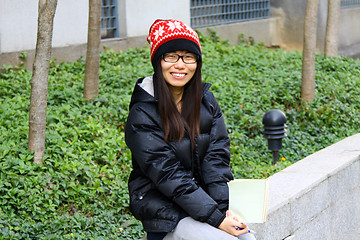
left=128, top=77, right=156, bottom=110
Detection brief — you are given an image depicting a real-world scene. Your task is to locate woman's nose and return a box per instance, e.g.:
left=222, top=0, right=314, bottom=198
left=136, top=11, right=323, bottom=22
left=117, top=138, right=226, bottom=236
left=174, top=58, right=186, bottom=68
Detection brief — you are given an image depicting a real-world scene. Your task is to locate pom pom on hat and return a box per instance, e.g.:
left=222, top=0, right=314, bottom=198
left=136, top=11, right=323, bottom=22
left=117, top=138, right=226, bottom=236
left=147, top=19, right=201, bottom=66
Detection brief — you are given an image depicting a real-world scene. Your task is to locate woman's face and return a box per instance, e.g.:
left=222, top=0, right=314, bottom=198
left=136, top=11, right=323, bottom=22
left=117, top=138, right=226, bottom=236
left=161, top=50, right=197, bottom=91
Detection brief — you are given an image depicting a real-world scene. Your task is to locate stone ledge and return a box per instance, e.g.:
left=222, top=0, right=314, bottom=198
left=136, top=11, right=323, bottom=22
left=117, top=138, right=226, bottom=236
left=249, top=133, right=360, bottom=240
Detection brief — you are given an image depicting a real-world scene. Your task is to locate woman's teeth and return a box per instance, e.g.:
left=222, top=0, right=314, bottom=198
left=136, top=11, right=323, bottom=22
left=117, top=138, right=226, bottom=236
left=172, top=73, right=185, bottom=77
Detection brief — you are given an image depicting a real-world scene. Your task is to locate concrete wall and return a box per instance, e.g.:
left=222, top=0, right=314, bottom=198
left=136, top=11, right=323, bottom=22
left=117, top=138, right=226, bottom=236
left=271, top=0, right=360, bottom=58
left=0, top=0, right=190, bottom=68
left=0, top=1, right=38, bottom=53
left=270, top=0, right=329, bottom=51
left=2, top=0, right=360, bottom=68
left=338, top=7, right=360, bottom=58
left=0, top=0, right=88, bottom=53
left=249, top=133, right=360, bottom=240
left=119, top=0, right=190, bottom=38
left=196, top=18, right=280, bottom=47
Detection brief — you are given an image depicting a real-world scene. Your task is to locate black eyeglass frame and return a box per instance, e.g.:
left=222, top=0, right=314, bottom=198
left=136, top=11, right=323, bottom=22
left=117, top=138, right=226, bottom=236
left=162, top=53, right=199, bottom=64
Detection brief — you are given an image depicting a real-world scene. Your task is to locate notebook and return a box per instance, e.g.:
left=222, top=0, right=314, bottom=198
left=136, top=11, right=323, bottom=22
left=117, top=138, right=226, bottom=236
left=228, top=179, right=269, bottom=223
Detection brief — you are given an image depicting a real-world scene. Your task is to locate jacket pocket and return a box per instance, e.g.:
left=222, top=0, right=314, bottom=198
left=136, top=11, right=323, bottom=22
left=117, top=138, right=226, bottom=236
left=130, top=188, right=180, bottom=222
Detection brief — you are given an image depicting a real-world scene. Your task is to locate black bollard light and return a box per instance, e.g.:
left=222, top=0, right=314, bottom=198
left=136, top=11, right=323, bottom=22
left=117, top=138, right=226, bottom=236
left=262, top=109, right=287, bottom=165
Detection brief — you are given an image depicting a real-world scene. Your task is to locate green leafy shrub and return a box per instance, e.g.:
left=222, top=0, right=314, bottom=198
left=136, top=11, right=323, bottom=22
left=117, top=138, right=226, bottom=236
left=1, top=31, right=360, bottom=238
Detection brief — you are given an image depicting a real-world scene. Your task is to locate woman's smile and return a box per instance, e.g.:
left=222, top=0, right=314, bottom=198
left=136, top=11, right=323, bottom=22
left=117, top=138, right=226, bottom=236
left=171, top=72, right=187, bottom=79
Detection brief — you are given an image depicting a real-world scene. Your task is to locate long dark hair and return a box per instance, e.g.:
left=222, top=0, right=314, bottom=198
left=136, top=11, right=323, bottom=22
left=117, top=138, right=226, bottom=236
left=154, top=59, right=203, bottom=144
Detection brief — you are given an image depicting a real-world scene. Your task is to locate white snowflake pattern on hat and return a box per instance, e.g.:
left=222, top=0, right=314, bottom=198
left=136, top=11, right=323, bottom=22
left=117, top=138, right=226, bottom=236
left=167, top=20, right=183, bottom=31
left=154, top=25, right=165, bottom=41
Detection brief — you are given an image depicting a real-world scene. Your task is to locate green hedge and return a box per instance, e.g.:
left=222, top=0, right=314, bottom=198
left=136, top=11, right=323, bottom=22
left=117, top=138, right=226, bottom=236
left=0, top=31, right=359, bottom=238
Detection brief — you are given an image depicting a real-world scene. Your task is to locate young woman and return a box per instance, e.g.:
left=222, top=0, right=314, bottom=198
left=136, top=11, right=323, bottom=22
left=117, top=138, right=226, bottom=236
left=125, top=19, right=255, bottom=240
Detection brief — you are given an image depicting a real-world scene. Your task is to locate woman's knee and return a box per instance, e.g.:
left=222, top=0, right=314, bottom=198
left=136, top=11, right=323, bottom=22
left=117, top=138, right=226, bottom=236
left=164, top=217, right=238, bottom=240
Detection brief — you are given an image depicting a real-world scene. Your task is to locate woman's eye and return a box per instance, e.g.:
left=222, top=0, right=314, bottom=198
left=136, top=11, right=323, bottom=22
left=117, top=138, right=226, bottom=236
left=184, top=55, right=195, bottom=60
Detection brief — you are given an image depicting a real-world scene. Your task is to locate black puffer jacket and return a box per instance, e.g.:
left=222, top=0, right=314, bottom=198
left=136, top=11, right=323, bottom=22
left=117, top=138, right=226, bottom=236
left=125, top=76, right=233, bottom=233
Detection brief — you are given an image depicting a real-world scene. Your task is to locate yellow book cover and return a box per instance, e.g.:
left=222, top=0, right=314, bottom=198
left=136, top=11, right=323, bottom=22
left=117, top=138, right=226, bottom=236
left=228, top=179, right=269, bottom=223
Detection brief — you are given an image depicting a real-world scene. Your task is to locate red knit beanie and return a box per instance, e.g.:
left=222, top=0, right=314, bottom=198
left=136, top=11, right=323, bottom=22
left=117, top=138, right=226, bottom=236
left=147, top=19, right=202, bottom=66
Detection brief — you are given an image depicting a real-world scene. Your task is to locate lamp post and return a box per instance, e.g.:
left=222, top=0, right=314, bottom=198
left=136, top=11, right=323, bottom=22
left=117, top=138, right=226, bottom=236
left=262, top=109, right=287, bottom=165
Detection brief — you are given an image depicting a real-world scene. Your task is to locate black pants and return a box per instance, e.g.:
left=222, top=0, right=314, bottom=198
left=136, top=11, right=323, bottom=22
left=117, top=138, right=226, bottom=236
left=146, top=212, right=189, bottom=240
left=146, top=232, right=167, bottom=240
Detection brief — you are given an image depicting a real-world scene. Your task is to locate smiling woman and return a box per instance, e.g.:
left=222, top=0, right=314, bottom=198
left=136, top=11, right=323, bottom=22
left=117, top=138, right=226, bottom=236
left=124, top=19, right=255, bottom=240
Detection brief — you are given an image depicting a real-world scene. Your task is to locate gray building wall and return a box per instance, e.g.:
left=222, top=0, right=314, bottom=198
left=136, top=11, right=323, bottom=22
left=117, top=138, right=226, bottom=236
left=0, top=0, right=89, bottom=54
left=271, top=0, right=360, bottom=58
left=0, top=0, right=190, bottom=68
left=338, top=7, right=360, bottom=57
left=1, top=0, right=360, bottom=68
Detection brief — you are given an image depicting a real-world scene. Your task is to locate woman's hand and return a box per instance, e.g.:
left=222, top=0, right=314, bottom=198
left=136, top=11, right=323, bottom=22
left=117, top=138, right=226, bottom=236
left=218, top=210, right=249, bottom=237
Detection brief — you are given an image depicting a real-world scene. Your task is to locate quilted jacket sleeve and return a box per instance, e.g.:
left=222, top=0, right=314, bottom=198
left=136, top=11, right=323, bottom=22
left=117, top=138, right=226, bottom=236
left=201, top=92, right=234, bottom=213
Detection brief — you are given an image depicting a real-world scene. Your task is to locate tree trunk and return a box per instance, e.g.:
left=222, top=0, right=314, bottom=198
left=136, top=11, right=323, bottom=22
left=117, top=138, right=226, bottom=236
left=28, top=0, right=58, bottom=164
left=325, top=0, right=340, bottom=57
left=84, top=0, right=101, bottom=100
left=301, top=0, right=319, bottom=103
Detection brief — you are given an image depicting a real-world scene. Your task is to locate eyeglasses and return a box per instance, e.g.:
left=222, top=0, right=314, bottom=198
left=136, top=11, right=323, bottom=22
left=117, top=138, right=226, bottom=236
left=162, top=53, right=198, bottom=64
